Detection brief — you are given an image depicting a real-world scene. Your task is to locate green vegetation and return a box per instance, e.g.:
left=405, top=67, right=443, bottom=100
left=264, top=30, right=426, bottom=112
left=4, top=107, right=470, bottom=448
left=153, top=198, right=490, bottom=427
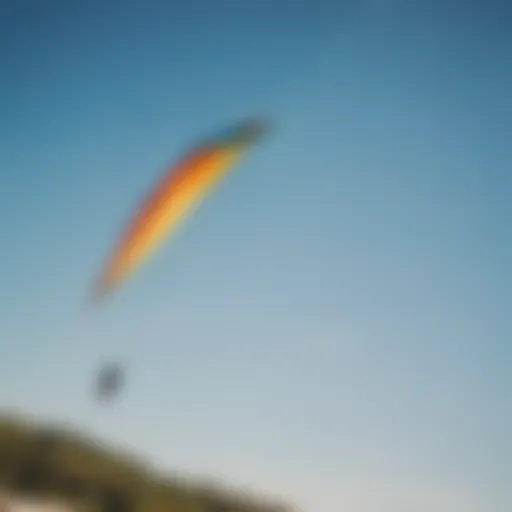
left=0, top=412, right=291, bottom=512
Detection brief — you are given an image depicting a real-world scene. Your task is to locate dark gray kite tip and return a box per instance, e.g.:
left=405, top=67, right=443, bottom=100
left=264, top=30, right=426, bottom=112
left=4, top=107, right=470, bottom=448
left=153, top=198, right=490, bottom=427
left=233, top=117, right=272, bottom=145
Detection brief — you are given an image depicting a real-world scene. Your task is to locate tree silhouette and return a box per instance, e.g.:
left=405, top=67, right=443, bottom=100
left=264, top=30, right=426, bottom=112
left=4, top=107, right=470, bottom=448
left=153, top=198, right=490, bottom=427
left=98, top=487, right=134, bottom=512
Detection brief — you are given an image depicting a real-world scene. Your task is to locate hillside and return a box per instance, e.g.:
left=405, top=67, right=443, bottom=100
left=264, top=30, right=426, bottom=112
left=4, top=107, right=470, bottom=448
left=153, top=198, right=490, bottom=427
left=0, top=412, right=291, bottom=512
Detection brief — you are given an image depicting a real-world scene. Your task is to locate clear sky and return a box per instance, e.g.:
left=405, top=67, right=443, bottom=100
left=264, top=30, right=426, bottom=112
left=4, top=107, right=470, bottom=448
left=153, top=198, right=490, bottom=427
left=1, top=1, right=510, bottom=511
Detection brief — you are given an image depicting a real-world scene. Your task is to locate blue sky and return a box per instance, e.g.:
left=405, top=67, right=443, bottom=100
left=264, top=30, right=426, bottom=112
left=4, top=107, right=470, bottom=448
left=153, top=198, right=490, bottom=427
left=1, top=1, right=510, bottom=511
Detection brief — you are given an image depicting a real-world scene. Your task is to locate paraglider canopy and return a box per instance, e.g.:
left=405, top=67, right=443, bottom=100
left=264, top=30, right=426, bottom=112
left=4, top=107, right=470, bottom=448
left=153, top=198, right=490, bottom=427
left=91, top=117, right=271, bottom=302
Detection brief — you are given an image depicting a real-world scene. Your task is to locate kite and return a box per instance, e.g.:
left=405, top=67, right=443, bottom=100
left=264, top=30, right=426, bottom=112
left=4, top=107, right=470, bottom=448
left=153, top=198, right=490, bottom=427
left=92, top=118, right=269, bottom=300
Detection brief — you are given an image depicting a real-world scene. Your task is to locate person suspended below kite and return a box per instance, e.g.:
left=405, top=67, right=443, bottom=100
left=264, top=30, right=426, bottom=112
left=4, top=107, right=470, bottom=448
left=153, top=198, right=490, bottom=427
left=91, top=117, right=270, bottom=302
left=94, top=362, right=125, bottom=403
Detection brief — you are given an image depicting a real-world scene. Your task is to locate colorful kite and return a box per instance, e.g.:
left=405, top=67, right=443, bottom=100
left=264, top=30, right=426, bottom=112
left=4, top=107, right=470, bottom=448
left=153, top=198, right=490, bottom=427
left=93, top=118, right=269, bottom=300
